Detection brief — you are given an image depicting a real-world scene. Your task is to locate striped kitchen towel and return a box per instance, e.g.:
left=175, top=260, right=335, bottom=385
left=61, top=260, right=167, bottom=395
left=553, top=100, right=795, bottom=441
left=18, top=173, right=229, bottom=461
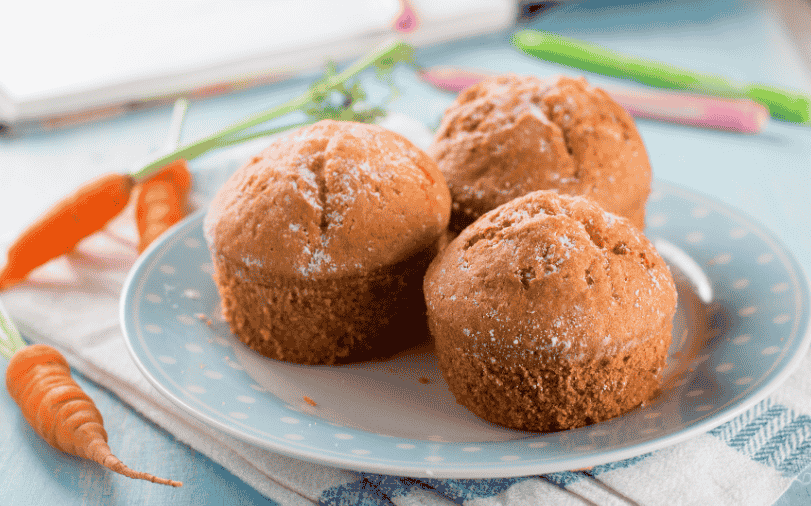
left=308, top=387, right=811, bottom=505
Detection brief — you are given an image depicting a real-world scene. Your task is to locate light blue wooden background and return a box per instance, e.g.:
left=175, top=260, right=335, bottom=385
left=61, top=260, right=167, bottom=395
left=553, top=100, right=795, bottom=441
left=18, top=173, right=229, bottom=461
left=1, top=0, right=810, bottom=504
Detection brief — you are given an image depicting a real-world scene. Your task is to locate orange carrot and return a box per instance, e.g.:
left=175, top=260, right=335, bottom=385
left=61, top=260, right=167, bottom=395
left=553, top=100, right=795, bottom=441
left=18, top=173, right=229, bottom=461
left=5, top=344, right=182, bottom=487
left=0, top=173, right=134, bottom=290
left=136, top=159, right=192, bottom=253
left=144, top=158, right=192, bottom=193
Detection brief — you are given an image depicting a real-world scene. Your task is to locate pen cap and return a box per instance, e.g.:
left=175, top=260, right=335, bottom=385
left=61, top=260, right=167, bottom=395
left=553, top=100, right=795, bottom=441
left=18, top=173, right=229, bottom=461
left=744, top=84, right=811, bottom=124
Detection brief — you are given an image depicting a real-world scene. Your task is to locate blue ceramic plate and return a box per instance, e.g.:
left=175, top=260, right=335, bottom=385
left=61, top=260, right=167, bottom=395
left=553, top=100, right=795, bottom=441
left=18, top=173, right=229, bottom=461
left=121, top=181, right=810, bottom=479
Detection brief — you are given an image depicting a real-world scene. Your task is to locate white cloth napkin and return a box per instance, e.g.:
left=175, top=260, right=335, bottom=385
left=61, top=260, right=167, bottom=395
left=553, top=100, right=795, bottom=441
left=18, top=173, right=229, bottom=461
left=2, top=114, right=810, bottom=506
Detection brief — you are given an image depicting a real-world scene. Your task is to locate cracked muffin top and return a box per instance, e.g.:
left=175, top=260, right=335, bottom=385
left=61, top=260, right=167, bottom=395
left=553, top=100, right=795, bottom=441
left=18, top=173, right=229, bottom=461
left=423, top=189, right=676, bottom=363
left=427, top=74, right=652, bottom=232
left=204, top=120, right=452, bottom=279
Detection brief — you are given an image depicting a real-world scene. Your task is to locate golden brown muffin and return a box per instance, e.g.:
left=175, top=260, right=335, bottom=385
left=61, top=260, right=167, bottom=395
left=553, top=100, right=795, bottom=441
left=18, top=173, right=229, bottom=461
left=427, top=74, right=652, bottom=233
left=204, top=120, right=451, bottom=365
left=423, top=190, right=677, bottom=432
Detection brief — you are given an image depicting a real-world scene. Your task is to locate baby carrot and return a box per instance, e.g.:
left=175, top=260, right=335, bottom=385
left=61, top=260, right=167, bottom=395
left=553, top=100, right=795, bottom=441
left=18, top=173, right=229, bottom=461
left=143, top=158, right=192, bottom=193
left=5, top=344, right=182, bottom=487
left=0, top=173, right=134, bottom=290
left=136, top=159, right=192, bottom=253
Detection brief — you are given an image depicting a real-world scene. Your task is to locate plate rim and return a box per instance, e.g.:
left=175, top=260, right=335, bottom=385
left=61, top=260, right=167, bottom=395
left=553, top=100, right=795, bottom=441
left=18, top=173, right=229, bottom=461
left=121, top=180, right=811, bottom=478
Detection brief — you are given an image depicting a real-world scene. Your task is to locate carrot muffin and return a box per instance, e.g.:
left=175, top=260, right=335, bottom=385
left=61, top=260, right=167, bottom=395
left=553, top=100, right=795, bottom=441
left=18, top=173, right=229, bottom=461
left=204, top=120, right=451, bottom=365
left=427, top=74, right=652, bottom=232
left=423, top=190, right=677, bottom=432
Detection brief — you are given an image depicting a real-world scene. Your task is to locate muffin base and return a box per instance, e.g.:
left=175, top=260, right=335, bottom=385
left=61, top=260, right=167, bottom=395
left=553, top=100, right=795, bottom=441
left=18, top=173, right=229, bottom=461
left=434, top=326, right=672, bottom=432
left=212, top=244, right=438, bottom=365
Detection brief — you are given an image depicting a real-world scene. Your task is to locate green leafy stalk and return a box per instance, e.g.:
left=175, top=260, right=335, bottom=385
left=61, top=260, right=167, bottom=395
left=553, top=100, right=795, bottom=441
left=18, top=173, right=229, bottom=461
left=208, top=121, right=315, bottom=150
left=131, top=39, right=414, bottom=182
left=0, top=298, right=27, bottom=359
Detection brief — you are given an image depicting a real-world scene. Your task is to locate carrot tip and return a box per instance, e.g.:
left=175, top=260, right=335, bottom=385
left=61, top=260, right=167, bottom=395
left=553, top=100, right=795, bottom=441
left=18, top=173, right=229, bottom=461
left=7, top=345, right=183, bottom=489
left=101, top=453, right=182, bottom=487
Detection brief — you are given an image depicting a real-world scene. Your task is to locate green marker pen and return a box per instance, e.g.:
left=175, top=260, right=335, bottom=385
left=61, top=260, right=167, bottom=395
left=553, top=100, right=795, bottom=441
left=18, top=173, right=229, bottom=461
left=511, top=29, right=811, bottom=124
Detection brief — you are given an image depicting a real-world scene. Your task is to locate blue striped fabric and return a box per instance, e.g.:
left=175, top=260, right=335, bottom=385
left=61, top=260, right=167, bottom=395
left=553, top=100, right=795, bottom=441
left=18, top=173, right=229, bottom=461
left=319, top=474, right=532, bottom=505
left=709, top=398, right=773, bottom=442
left=775, top=419, right=811, bottom=476
left=318, top=397, right=811, bottom=506
left=543, top=471, right=585, bottom=487
left=589, top=453, right=652, bottom=476
left=541, top=452, right=653, bottom=487
left=419, top=477, right=530, bottom=503
left=319, top=476, right=393, bottom=506
left=709, top=399, right=811, bottom=477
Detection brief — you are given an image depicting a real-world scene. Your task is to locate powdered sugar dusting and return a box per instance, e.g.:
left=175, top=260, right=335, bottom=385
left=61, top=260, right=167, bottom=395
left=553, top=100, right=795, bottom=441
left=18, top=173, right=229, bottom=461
left=295, top=159, right=323, bottom=211
left=603, top=211, right=618, bottom=228
left=430, top=73, right=650, bottom=234
left=428, top=191, right=676, bottom=364
left=299, top=248, right=336, bottom=277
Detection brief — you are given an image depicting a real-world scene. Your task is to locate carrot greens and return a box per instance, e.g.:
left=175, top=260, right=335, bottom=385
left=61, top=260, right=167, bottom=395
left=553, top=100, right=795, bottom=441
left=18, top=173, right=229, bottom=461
left=0, top=299, right=26, bottom=361
left=131, top=39, right=415, bottom=182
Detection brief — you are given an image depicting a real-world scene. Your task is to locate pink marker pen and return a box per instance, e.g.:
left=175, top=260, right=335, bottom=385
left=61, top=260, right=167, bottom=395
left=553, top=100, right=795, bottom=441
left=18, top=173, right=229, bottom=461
left=419, top=66, right=769, bottom=134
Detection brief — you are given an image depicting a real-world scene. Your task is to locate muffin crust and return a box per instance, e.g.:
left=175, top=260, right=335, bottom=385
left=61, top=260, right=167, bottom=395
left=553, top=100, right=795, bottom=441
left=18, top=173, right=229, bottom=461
left=205, top=120, right=451, bottom=364
left=423, top=190, right=677, bottom=432
left=428, top=74, right=652, bottom=232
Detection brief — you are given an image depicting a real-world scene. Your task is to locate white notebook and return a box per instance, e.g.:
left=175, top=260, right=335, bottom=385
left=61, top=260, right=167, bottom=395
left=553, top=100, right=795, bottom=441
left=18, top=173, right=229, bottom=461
left=0, top=0, right=516, bottom=132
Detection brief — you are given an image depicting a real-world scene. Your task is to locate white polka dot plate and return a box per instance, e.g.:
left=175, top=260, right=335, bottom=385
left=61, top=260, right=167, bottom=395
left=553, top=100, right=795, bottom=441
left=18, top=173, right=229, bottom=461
left=121, top=181, right=810, bottom=479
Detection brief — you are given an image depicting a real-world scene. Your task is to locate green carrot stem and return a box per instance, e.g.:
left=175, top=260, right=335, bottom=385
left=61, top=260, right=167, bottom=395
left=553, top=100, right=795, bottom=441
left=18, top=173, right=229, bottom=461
left=0, top=299, right=27, bottom=359
left=130, top=95, right=310, bottom=181
left=131, top=39, right=411, bottom=182
left=210, top=121, right=316, bottom=149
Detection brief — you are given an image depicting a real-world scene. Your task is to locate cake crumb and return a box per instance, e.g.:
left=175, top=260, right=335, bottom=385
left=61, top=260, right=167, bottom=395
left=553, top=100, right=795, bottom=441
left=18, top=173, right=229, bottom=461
left=303, top=396, right=318, bottom=407
left=195, top=313, right=214, bottom=326
left=418, top=377, right=432, bottom=384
